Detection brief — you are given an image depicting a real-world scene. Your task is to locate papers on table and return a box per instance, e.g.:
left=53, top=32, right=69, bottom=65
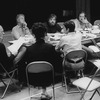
left=47, top=33, right=65, bottom=40
left=82, top=32, right=97, bottom=40
left=91, top=25, right=100, bottom=34
left=46, top=33, right=65, bottom=46
left=8, top=40, right=18, bottom=44
left=88, top=45, right=100, bottom=52
left=91, top=29, right=100, bottom=34
left=7, top=35, right=35, bottom=55
left=7, top=37, right=24, bottom=55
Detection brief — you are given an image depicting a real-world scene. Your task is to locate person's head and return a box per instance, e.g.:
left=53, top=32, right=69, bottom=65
left=31, top=22, right=47, bottom=40
left=78, top=11, right=87, bottom=23
left=48, top=14, right=57, bottom=26
left=0, top=25, right=4, bottom=33
left=16, top=14, right=26, bottom=25
left=64, top=21, right=75, bottom=32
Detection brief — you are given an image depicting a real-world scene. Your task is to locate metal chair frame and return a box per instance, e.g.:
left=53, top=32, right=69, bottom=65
left=26, top=61, right=55, bottom=100
left=73, top=59, right=100, bottom=100
left=62, top=50, right=87, bottom=94
left=0, top=63, right=20, bottom=99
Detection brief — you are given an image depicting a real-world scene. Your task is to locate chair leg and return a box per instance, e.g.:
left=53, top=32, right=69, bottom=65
left=64, top=74, right=80, bottom=94
left=77, top=87, right=85, bottom=100
left=62, top=71, right=65, bottom=87
left=1, top=70, right=21, bottom=98
left=77, top=70, right=84, bottom=78
left=0, top=79, right=7, bottom=87
left=89, top=90, right=97, bottom=100
left=9, top=70, right=21, bottom=91
left=52, top=85, right=55, bottom=100
left=1, top=76, right=12, bottom=99
left=97, top=89, right=100, bottom=96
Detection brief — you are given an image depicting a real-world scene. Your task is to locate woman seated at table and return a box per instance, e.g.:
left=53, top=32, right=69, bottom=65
left=55, top=21, right=82, bottom=55
left=70, top=11, right=92, bottom=31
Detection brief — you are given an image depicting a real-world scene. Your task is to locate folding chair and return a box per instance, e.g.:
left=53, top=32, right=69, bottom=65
left=73, top=59, right=100, bottom=100
left=26, top=61, right=55, bottom=100
left=0, top=63, right=20, bottom=99
left=62, top=50, right=87, bottom=94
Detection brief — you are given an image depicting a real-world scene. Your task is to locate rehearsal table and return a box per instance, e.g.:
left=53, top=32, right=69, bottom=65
left=7, top=35, right=35, bottom=56
left=46, top=31, right=100, bottom=46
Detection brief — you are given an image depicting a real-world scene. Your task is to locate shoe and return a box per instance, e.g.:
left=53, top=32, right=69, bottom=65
left=18, top=82, right=27, bottom=89
left=40, top=93, right=52, bottom=100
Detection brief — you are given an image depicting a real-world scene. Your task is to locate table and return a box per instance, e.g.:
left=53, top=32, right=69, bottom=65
left=7, top=35, right=35, bottom=56
left=81, top=31, right=100, bottom=45
left=46, top=31, right=100, bottom=46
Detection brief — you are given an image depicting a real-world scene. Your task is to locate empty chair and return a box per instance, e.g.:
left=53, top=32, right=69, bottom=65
left=62, top=50, right=87, bottom=93
left=26, top=61, right=55, bottom=100
left=0, top=63, right=20, bottom=99
left=73, top=59, right=100, bottom=100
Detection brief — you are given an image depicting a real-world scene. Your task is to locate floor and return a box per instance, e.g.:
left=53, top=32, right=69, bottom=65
left=0, top=78, right=100, bottom=100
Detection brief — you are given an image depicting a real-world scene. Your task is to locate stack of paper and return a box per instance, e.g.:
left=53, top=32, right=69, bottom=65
left=7, top=35, right=35, bottom=55
left=7, top=37, right=25, bottom=55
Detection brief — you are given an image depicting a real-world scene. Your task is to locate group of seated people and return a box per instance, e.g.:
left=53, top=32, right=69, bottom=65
left=0, top=11, right=100, bottom=100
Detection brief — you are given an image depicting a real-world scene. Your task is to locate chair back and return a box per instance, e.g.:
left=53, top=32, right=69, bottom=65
left=26, top=61, right=55, bottom=100
left=26, top=61, right=53, bottom=73
left=63, top=50, right=87, bottom=70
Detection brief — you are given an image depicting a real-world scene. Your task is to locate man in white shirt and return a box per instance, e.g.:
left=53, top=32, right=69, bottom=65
left=11, top=14, right=31, bottom=40
left=56, top=21, right=82, bottom=55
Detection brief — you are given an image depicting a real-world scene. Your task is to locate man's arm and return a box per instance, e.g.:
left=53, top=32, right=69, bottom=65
left=13, top=46, right=27, bottom=65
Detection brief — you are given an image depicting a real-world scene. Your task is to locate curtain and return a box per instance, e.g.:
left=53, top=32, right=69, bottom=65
left=76, top=0, right=91, bottom=22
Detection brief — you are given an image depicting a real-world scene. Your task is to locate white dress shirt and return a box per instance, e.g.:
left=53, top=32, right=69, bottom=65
left=56, top=31, right=82, bottom=55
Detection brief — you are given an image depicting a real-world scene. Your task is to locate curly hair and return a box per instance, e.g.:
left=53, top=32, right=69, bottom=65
left=64, top=21, right=75, bottom=32
left=31, top=22, right=47, bottom=40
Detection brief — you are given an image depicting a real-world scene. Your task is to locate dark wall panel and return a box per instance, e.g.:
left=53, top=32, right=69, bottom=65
left=0, top=0, right=76, bottom=31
